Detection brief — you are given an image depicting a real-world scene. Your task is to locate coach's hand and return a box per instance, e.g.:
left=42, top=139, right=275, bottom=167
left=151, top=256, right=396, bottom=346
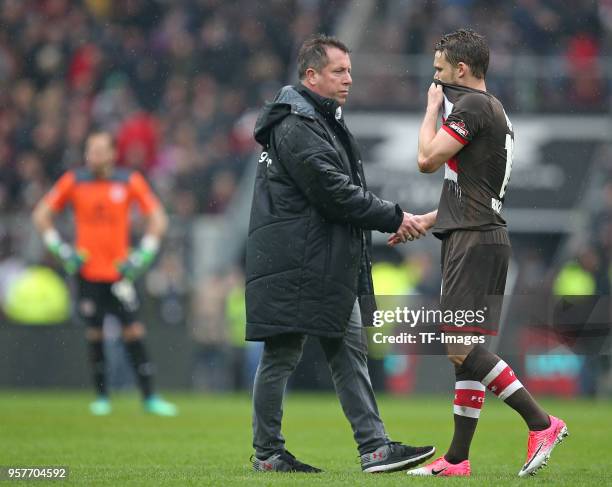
left=389, top=212, right=427, bottom=246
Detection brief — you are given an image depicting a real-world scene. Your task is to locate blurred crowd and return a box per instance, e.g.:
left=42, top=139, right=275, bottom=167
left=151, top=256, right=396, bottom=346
left=373, top=0, right=608, bottom=57
left=0, top=0, right=345, bottom=216
left=353, top=0, right=610, bottom=111
left=0, top=0, right=608, bottom=214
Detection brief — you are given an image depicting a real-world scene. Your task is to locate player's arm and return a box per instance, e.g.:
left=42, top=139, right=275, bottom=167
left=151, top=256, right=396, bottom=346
left=419, top=209, right=438, bottom=230
left=143, top=204, right=168, bottom=241
left=137, top=202, right=168, bottom=266
left=417, top=83, right=464, bottom=173
left=32, top=199, right=56, bottom=234
left=32, top=173, right=85, bottom=274
left=118, top=173, right=167, bottom=281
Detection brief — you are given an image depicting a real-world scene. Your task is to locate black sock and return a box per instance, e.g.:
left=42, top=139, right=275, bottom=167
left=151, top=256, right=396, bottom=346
left=503, top=388, right=551, bottom=431
left=445, top=364, right=484, bottom=464
left=88, top=340, right=108, bottom=397
left=445, top=415, right=478, bottom=464
left=463, top=345, right=550, bottom=431
left=124, top=339, right=154, bottom=400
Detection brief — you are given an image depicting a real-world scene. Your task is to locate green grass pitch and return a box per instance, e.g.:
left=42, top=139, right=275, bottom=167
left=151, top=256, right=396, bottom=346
left=0, top=391, right=609, bottom=486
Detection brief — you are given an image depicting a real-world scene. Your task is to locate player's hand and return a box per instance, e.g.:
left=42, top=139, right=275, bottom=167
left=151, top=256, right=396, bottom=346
left=427, top=82, right=444, bottom=111
left=43, top=229, right=86, bottom=275
left=49, top=242, right=86, bottom=275
left=117, top=246, right=156, bottom=281
left=118, top=235, right=160, bottom=281
left=111, top=278, right=140, bottom=312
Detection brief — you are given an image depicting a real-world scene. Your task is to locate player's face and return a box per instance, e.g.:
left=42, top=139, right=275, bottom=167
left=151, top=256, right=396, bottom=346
left=85, top=134, right=116, bottom=174
left=433, top=51, right=459, bottom=84
left=307, top=47, right=352, bottom=106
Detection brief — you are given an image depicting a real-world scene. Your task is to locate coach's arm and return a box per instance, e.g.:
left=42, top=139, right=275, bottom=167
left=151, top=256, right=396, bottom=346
left=274, top=117, right=405, bottom=233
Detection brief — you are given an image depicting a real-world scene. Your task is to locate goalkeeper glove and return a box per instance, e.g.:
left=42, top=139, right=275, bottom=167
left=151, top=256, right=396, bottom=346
left=111, top=278, right=140, bottom=312
left=43, top=229, right=86, bottom=275
left=117, top=234, right=160, bottom=281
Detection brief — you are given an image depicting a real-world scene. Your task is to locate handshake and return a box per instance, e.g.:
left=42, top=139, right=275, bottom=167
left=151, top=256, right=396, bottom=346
left=388, top=211, right=435, bottom=247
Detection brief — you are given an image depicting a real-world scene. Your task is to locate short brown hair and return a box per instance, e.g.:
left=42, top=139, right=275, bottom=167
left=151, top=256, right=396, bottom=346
left=435, top=29, right=489, bottom=79
left=297, top=34, right=350, bottom=80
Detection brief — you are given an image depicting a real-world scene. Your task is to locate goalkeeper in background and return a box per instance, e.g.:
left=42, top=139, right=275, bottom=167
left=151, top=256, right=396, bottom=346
left=32, top=130, right=177, bottom=417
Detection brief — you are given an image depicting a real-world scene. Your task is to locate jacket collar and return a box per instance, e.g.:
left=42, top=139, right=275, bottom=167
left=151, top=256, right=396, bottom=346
left=295, top=84, right=342, bottom=121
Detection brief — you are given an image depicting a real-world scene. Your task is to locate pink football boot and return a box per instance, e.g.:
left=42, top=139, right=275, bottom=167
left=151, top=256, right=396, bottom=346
left=406, top=456, right=471, bottom=477
left=518, top=415, right=569, bottom=477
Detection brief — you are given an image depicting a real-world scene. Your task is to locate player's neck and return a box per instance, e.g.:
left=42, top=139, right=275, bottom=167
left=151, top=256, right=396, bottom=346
left=458, top=78, right=486, bottom=92
left=92, top=165, right=113, bottom=179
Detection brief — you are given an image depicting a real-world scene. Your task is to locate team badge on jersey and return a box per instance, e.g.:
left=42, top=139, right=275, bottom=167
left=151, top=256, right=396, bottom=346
left=109, top=184, right=127, bottom=203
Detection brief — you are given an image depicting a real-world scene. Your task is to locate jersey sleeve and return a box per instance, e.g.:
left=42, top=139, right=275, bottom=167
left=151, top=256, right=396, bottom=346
left=44, top=171, right=75, bottom=212
left=128, top=171, right=160, bottom=215
left=443, top=93, right=488, bottom=145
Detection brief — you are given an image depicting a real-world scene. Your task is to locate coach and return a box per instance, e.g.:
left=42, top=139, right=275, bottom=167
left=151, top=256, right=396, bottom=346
left=245, top=34, right=433, bottom=473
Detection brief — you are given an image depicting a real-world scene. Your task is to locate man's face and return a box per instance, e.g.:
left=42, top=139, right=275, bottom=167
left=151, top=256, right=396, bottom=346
left=433, top=50, right=459, bottom=84
left=85, top=134, right=115, bottom=173
left=307, top=47, right=352, bottom=105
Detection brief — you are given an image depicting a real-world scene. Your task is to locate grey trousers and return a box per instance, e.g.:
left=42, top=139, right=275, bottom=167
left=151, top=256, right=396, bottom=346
left=252, top=300, right=389, bottom=457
